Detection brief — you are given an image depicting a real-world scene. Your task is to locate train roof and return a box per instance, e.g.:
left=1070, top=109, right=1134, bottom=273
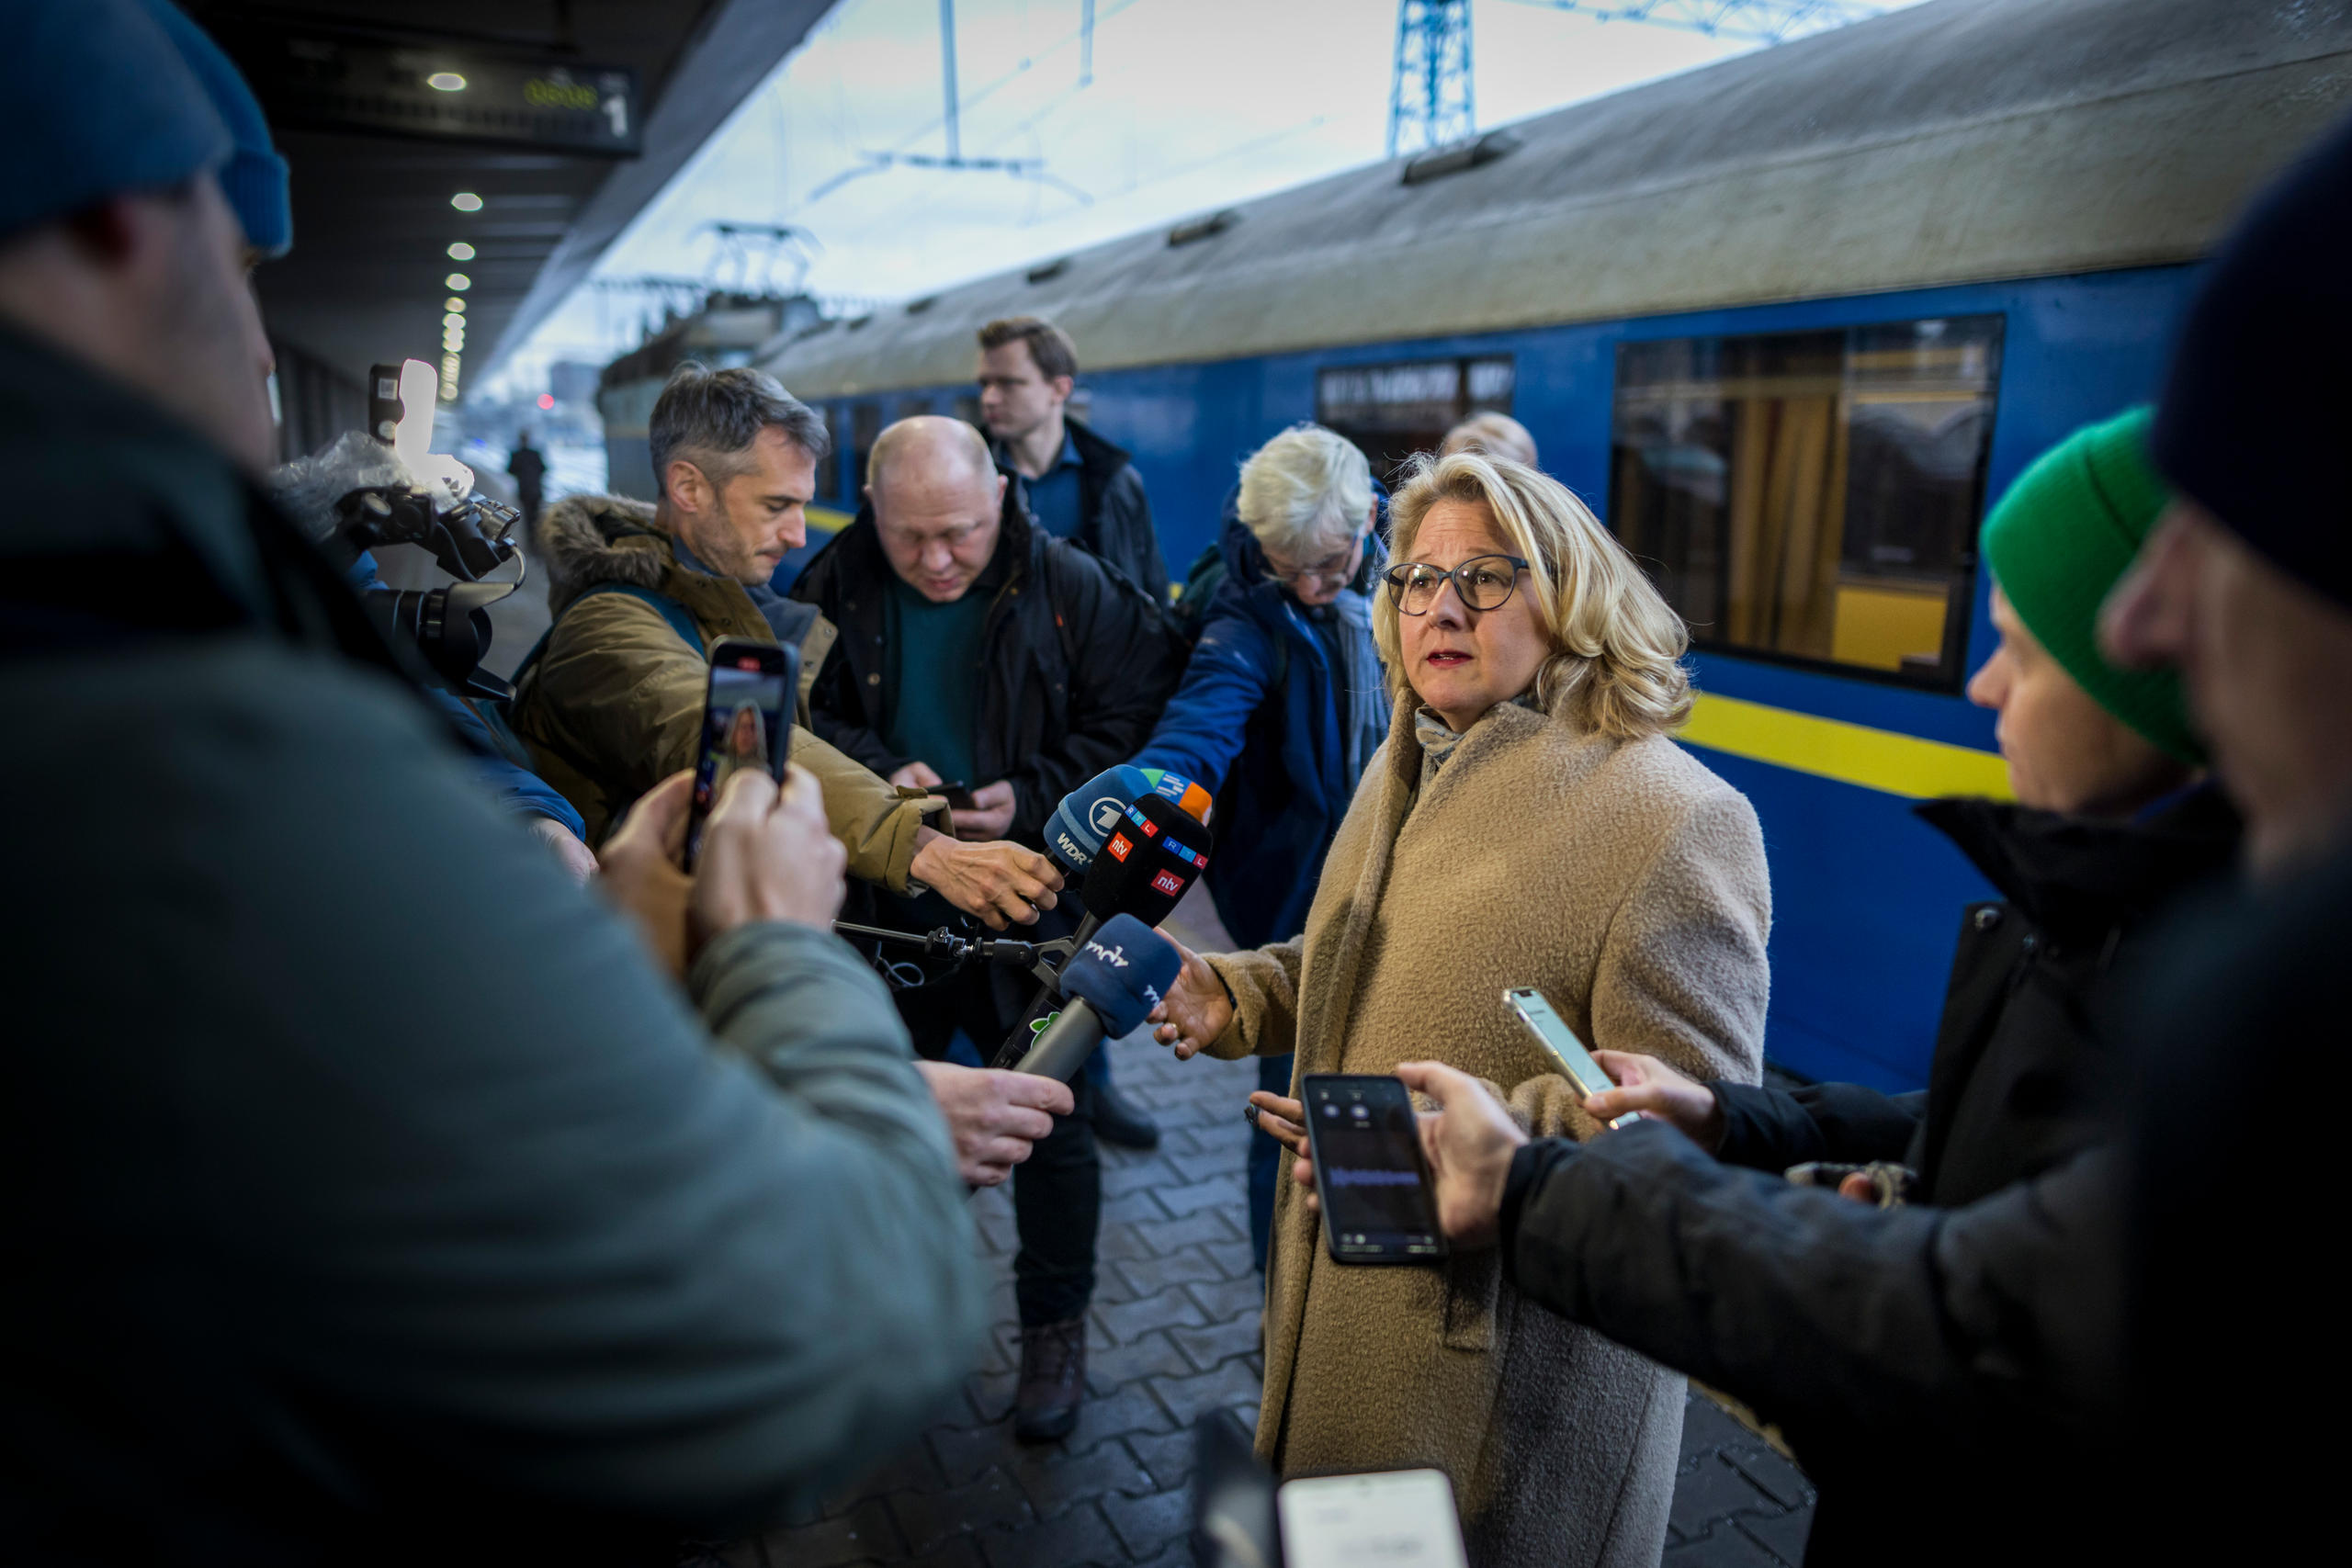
left=760, top=0, right=2352, bottom=399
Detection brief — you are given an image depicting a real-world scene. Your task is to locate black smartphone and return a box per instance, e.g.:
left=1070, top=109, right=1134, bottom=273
left=684, top=637, right=798, bottom=870
left=1300, top=1074, right=1446, bottom=1264
left=929, top=780, right=980, bottom=810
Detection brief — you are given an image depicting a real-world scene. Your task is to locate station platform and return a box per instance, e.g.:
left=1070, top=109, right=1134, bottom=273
left=696, top=1022, right=1818, bottom=1568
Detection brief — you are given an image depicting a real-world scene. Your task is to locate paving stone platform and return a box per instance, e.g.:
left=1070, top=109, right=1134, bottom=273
left=708, top=995, right=1816, bottom=1568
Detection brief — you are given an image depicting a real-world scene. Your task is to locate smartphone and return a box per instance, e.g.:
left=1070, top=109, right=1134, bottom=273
left=1278, top=1469, right=1467, bottom=1568
left=684, top=638, right=798, bottom=870
left=1503, top=987, right=1640, bottom=1131
left=1300, top=1074, right=1445, bottom=1264
left=928, top=780, right=980, bottom=810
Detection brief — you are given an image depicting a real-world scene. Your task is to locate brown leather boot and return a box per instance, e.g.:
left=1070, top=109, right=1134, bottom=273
left=1013, top=1317, right=1088, bottom=1442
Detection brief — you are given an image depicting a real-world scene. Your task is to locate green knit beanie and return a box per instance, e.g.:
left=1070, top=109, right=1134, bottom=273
left=1979, top=407, right=2205, bottom=766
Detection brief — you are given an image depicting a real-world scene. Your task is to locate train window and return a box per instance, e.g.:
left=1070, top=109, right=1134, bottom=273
left=954, top=393, right=983, bottom=428
left=1610, top=316, right=2003, bottom=689
left=895, top=396, right=933, bottom=423
left=850, top=403, right=882, bottom=496
left=1317, top=355, right=1515, bottom=481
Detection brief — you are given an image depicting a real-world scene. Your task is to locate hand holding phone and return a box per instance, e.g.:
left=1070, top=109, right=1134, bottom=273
left=685, top=638, right=798, bottom=870
left=1503, top=988, right=1641, bottom=1131
left=1300, top=1074, right=1445, bottom=1264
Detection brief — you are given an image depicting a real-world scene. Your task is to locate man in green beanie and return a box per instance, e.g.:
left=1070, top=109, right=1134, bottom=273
left=1320, top=408, right=2242, bottom=1563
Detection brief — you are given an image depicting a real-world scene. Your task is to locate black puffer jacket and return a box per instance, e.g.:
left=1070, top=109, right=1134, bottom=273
left=788, top=487, right=1187, bottom=848
left=1712, top=788, right=2242, bottom=1203
left=994, top=416, right=1170, bottom=602
left=1493, top=787, right=2240, bottom=1566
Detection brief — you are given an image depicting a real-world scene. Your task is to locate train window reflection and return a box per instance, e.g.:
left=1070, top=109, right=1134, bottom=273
left=1318, top=355, right=1515, bottom=482
left=1610, top=317, right=2002, bottom=688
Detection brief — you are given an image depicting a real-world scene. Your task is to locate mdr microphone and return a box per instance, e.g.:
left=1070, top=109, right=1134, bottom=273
left=1012, top=915, right=1184, bottom=1082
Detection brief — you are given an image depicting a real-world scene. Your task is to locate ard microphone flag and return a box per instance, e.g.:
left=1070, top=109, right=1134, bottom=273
left=1046, top=765, right=1214, bottom=874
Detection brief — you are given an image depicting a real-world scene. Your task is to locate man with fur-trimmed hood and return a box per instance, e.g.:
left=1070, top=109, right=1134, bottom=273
left=514, top=363, right=1060, bottom=934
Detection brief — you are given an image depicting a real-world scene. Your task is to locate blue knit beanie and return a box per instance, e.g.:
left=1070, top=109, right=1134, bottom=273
left=0, top=0, right=230, bottom=241
left=140, top=1, right=293, bottom=257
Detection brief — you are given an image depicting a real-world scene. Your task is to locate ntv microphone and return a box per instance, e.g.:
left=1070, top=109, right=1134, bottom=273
left=1012, top=914, right=1184, bottom=1081
left=1081, top=793, right=1211, bottom=927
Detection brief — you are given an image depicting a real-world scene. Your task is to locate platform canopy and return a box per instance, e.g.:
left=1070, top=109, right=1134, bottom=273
left=192, top=0, right=834, bottom=395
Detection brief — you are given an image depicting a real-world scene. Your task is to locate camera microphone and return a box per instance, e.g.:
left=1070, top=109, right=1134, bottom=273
left=1012, top=915, right=1183, bottom=1082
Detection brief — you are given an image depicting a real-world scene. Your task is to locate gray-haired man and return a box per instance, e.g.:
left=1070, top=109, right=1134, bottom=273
left=514, top=363, right=1063, bottom=935
left=514, top=366, right=1079, bottom=1194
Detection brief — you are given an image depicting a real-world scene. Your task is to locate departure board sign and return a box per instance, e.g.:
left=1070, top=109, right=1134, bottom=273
left=219, top=27, right=641, bottom=157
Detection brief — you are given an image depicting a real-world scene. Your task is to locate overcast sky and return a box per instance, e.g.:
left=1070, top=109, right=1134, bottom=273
left=483, top=0, right=1928, bottom=400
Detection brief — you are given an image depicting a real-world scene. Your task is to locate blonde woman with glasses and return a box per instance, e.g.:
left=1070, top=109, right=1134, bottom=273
left=1149, top=451, right=1770, bottom=1568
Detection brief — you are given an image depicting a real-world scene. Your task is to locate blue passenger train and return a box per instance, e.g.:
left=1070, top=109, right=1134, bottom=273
left=759, top=0, right=2352, bottom=1088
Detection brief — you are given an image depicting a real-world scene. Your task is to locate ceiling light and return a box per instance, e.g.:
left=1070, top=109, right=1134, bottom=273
left=450, top=192, right=482, bottom=212
left=445, top=297, right=466, bottom=313
left=443, top=313, right=467, bottom=331
left=445, top=273, right=470, bottom=291
left=446, top=242, right=475, bottom=261
left=427, top=72, right=467, bottom=93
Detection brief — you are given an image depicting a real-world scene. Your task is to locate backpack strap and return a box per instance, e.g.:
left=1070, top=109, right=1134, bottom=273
left=512, top=581, right=705, bottom=683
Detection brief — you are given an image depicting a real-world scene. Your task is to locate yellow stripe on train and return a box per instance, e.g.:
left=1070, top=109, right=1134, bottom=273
left=807, top=504, right=854, bottom=533
left=1678, top=692, right=2014, bottom=802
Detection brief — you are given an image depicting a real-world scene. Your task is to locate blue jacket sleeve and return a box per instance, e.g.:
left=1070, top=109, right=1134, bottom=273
left=433, top=689, right=589, bottom=840
left=1130, top=599, right=1278, bottom=795
left=349, top=549, right=587, bottom=841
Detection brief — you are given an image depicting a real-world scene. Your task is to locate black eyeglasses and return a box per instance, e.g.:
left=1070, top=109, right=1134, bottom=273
left=1383, top=555, right=1529, bottom=615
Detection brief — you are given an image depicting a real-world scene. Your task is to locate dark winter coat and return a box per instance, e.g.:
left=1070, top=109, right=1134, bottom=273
left=788, top=488, right=1188, bottom=849
left=1132, top=489, right=1388, bottom=948
left=1494, top=788, right=2240, bottom=1566
left=0, top=324, right=983, bottom=1562
left=994, top=415, right=1170, bottom=601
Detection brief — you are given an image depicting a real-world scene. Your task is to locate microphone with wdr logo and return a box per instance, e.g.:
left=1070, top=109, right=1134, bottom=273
left=1045, top=765, right=1212, bottom=874
left=1012, top=914, right=1184, bottom=1081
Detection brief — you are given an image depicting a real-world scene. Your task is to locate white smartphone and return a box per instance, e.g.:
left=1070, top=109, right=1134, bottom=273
left=1277, top=1469, right=1466, bottom=1568
left=1503, top=987, right=1640, bottom=1130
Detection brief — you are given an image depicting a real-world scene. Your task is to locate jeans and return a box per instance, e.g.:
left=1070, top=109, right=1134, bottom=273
left=899, top=966, right=1102, bottom=1327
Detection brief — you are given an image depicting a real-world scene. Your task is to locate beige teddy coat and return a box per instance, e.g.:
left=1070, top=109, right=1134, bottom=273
left=1202, top=696, right=1771, bottom=1568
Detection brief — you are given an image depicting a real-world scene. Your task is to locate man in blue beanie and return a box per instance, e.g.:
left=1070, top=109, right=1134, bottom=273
left=0, top=5, right=984, bottom=1562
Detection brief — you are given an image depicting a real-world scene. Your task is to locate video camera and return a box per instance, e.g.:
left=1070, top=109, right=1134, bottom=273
left=270, top=359, right=526, bottom=702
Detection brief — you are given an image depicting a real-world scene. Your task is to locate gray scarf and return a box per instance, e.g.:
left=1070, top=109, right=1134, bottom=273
left=1329, top=587, right=1387, bottom=787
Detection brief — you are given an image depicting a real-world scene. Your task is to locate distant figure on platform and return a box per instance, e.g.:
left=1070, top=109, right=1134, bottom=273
left=792, top=415, right=1187, bottom=1442
left=977, top=314, right=1174, bottom=1149
left=1442, top=411, right=1539, bottom=469
left=507, top=427, right=547, bottom=525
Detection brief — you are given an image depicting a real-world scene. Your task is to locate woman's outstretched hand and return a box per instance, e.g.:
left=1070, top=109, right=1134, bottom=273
left=1148, top=937, right=1232, bottom=1059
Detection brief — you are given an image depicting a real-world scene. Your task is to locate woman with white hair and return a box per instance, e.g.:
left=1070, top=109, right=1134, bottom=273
left=1132, top=423, right=1388, bottom=1268
left=1149, top=451, right=1770, bottom=1568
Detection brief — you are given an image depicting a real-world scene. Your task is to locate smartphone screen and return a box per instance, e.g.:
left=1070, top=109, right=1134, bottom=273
left=1301, top=1074, right=1445, bottom=1264
left=1278, top=1470, right=1467, bottom=1568
left=1503, top=987, right=1638, bottom=1130
left=684, top=638, right=797, bottom=869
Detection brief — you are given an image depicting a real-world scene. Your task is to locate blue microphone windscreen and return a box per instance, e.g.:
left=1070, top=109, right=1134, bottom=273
left=1046, top=764, right=1153, bottom=871
left=1059, top=914, right=1184, bottom=1038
